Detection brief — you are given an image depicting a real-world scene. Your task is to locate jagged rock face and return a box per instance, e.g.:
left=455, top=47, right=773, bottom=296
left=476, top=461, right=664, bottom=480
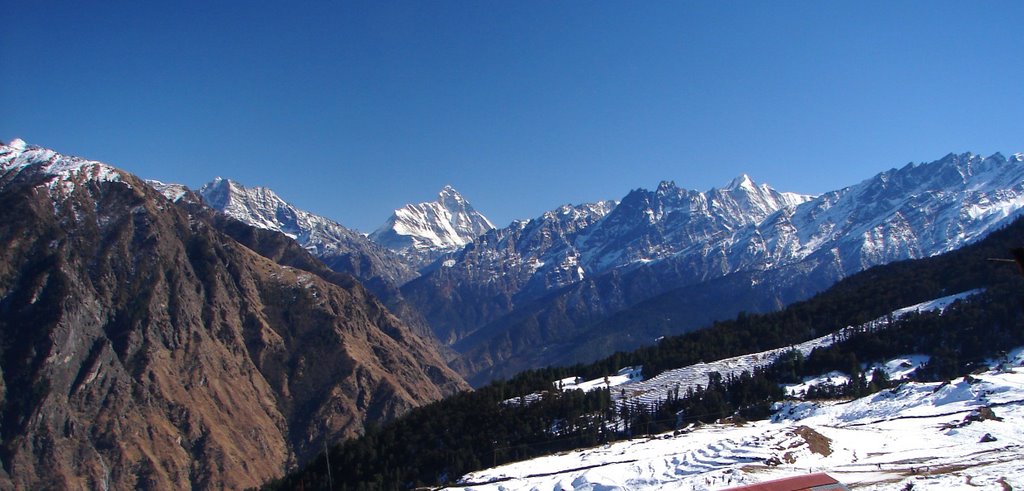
left=197, top=177, right=418, bottom=292
left=0, top=141, right=467, bottom=490
left=370, top=185, right=495, bottom=268
left=761, top=152, right=1024, bottom=275
left=403, top=177, right=810, bottom=350
left=576, top=176, right=811, bottom=275
left=402, top=201, right=616, bottom=344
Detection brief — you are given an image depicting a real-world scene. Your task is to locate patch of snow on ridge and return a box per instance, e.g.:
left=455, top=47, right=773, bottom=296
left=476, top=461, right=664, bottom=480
left=556, top=367, right=644, bottom=393
left=147, top=180, right=190, bottom=202
left=1, top=139, right=127, bottom=198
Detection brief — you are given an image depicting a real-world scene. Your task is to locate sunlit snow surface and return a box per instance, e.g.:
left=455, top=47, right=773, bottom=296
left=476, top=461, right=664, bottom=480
left=457, top=361, right=1024, bottom=491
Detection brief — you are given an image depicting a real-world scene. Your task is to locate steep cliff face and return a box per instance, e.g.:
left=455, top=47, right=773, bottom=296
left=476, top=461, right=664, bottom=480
left=401, top=201, right=616, bottom=344
left=0, top=140, right=467, bottom=490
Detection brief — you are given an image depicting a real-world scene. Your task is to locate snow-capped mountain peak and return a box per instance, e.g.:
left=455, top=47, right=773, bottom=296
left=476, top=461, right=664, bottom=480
left=197, top=177, right=297, bottom=234
left=438, top=184, right=468, bottom=207
left=370, top=185, right=494, bottom=265
left=6, top=138, right=26, bottom=152
left=725, top=173, right=756, bottom=191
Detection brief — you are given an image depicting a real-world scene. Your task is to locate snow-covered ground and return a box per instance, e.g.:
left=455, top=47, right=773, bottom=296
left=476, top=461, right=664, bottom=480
left=461, top=292, right=1020, bottom=490
left=784, top=356, right=930, bottom=399
left=556, top=367, right=644, bottom=393
left=454, top=358, right=1024, bottom=490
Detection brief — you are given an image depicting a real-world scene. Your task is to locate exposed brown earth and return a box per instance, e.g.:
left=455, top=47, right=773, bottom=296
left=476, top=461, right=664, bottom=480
left=0, top=150, right=468, bottom=490
left=793, top=425, right=833, bottom=457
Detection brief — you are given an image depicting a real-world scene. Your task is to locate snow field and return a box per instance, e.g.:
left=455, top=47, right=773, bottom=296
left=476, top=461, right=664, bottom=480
left=457, top=366, right=1024, bottom=490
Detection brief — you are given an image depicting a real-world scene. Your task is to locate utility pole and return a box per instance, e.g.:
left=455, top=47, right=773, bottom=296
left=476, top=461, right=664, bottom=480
left=324, top=417, right=334, bottom=490
left=324, top=438, right=333, bottom=490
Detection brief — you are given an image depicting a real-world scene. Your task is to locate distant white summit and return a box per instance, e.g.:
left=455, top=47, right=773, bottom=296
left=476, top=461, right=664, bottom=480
left=370, top=185, right=495, bottom=266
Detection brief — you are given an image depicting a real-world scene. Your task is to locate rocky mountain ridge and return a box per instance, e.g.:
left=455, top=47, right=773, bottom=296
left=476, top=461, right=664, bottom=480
left=197, top=177, right=418, bottom=292
left=402, top=200, right=618, bottom=344
left=0, top=139, right=467, bottom=489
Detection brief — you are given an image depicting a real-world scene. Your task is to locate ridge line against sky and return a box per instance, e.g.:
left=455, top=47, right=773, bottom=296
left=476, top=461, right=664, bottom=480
left=2, top=1, right=1021, bottom=231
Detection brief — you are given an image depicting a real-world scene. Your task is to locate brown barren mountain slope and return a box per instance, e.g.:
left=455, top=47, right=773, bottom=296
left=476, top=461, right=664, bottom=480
left=0, top=141, right=467, bottom=490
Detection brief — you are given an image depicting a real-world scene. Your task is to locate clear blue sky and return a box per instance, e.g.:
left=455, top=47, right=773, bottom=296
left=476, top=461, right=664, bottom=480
left=2, top=1, right=1022, bottom=231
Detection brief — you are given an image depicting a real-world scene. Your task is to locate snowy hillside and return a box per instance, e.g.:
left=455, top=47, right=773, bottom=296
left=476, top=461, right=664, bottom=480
left=457, top=351, right=1024, bottom=490
left=505, top=290, right=980, bottom=409
left=459, top=290, right=1022, bottom=490
left=457, top=359, right=1024, bottom=490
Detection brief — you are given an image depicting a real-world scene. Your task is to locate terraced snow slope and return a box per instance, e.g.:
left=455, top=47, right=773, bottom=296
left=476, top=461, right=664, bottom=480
left=455, top=355, right=1024, bottom=490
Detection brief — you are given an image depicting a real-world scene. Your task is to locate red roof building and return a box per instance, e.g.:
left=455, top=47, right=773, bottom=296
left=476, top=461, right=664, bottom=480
left=720, top=473, right=850, bottom=491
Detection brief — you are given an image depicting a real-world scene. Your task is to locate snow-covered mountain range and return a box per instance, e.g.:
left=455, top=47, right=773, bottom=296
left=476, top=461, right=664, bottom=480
left=170, top=148, right=1024, bottom=383
left=403, top=200, right=618, bottom=344
left=369, top=185, right=495, bottom=267
left=8, top=138, right=1024, bottom=488
left=446, top=152, right=1024, bottom=295
left=576, top=174, right=813, bottom=275
left=437, top=200, right=618, bottom=290
left=401, top=152, right=1024, bottom=383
